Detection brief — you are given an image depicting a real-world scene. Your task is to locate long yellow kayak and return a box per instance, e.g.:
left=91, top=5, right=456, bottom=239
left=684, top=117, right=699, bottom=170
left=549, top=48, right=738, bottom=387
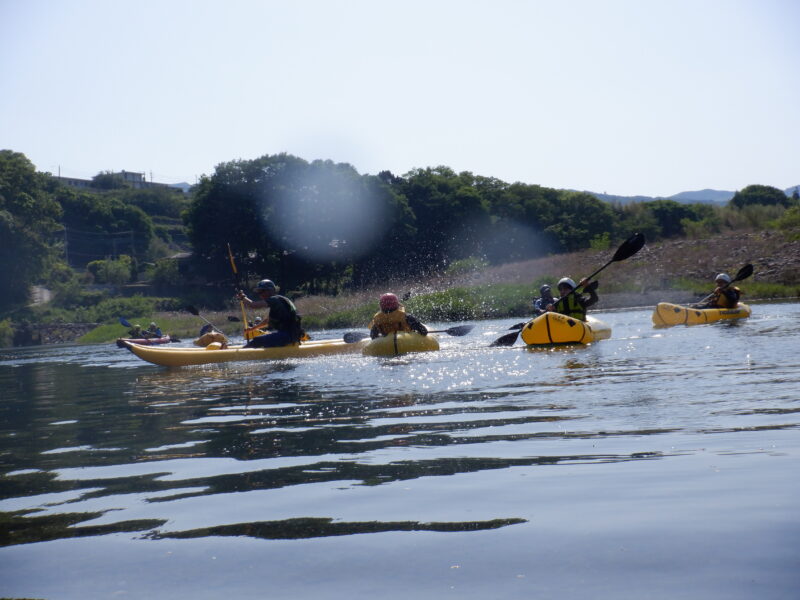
left=652, top=302, right=752, bottom=327
left=362, top=331, right=440, bottom=357
left=123, top=337, right=369, bottom=367
left=520, top=313, right=611, bottom=347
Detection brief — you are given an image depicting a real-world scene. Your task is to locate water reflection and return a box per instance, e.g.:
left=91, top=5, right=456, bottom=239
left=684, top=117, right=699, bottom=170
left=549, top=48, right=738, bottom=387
left=1, top=305, right=800, bottom=599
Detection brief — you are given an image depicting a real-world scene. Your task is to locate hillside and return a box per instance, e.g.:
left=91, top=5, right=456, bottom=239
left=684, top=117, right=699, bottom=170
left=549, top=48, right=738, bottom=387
left=295, top=230, right=800, bottom=317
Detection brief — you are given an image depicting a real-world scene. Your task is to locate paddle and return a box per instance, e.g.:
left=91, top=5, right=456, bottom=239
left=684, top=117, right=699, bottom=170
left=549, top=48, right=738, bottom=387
left=693, top=264, right=753, bottom=307
left=490, top=234, right=645, bottom=347
left=119, top=316, right=133, bottom=328
left=227, top=243, right=251, bottom=339
left=343, top=324, right=475, bottom=344
left=184, top=305, right=224, bottom=333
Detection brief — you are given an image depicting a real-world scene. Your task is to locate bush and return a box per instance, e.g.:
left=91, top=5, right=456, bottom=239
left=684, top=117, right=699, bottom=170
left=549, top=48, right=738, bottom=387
left=445, top=256, right=489, bottom=276
left=0, top=318, right=13, bottom=348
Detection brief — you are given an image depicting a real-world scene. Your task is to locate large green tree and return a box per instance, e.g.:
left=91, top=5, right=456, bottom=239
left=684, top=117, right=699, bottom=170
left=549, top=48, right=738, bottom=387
left=0, top=150, right=63, bottom=311
left=185, top=154, right=416, bottom=292
left=729, top=185, right=789, bottom=209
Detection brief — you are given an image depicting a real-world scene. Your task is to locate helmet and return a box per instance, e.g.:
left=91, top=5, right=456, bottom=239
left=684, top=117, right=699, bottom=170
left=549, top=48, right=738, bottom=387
left=255, top=279, right=277, bottom=292
left=379, top=293, right=400, bottom=311
left=540, top=284, right=551, bottom=295
left=149, top=322, right=157, bottom=328
left=557, top=277, right=576, bottom=290
left=715, top=273, right=732, bottom=284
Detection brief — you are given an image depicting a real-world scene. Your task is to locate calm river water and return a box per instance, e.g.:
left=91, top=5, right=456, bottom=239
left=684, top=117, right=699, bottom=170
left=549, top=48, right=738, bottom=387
left=1, top=303, right=799, bottom=600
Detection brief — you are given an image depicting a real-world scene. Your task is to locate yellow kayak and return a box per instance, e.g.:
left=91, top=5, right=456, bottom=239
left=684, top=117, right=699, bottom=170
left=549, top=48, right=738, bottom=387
left=122, top=337, right=369, bottom=367
left=652, top=302, right=752, bottom=327
left=362, top=331, right=440, bottom=357
left=520, top=313, right=611, bottom=347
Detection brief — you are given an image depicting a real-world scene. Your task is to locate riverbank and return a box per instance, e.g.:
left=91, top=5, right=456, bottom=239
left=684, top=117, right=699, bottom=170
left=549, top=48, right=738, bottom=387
left=7, top=230, right=800, bottom=346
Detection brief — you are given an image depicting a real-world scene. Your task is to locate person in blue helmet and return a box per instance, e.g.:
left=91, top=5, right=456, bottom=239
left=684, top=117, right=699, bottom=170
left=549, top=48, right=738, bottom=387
left=533, top=284, right=556, bottom=316
left=237, top=279, right=304, bottom=348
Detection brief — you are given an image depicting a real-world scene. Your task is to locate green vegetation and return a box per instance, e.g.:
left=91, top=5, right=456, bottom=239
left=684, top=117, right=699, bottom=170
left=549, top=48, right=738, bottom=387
left=1, top=148, right=798, bottom=347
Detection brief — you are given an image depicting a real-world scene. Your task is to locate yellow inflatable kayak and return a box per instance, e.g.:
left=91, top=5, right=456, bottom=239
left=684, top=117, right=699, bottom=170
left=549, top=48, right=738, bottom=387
left=520, top=313, right=612, bottom=347
left=362, top=331, right=440, bottom=357
left=122, top=337, right=369, bottom=367
left=652, top=302, right=752, bottom=327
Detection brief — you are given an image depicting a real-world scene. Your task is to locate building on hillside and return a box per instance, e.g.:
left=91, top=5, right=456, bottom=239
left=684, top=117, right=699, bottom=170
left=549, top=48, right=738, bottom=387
left=58, top=170, right=186, bottom=193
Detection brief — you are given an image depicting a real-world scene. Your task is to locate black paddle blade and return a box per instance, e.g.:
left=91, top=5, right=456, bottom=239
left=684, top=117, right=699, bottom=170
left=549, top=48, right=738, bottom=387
left=508, top=322, right=526, bottom=330
left=490, top=330, right=521, bottom=347
left=227, top=315, right=241, bottom=322
left=612, top=232, right=646, bottom=262
left=343, top=332, right=369, bottom=343
left=184, top=305, right=200, bottom=316
left=444, top=324, right=474, bottom=336
left=734, top=263, right=753, bottom=282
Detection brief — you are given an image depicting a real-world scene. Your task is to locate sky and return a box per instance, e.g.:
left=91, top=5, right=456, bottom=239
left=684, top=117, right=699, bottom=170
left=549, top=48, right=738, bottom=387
left=1, top=0, right=798, bottom=197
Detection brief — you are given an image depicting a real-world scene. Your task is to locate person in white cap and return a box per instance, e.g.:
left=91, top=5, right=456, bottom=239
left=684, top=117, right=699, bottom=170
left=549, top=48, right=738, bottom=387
left=698, top=273, right=741, bottom=309
left=550, top=277, right=598, bottom=322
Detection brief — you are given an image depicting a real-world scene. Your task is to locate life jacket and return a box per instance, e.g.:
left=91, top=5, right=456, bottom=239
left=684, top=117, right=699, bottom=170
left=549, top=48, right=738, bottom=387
left=712, top=286, right=741, bottom=309
left=370, top=307, right=412, bottom=336
left=554, top=293, right=586, bottom=321
left=266, top=295, right=304, bottom=343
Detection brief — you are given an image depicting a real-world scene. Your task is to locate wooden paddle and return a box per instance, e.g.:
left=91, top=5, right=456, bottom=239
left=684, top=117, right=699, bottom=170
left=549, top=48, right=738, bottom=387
left=490, top=233, right=645, bottom=347
left=344, top=324, right=475, bottom=344
left=693, top=264, right=753, bottom=307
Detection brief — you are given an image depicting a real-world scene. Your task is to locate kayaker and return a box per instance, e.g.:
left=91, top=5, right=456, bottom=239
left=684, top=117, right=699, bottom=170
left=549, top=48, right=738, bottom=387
left=237, top=279, right=305, bottom=347
left=697, top=273, right=741, bottom=309
left=128, top=323, right=144, bottom=338
left=369, top=293, right=428, bottom=339
left=551, top=277, right=598, bottom=322
left=143, top=322, right=161, bottom=339
left=533, top=284, right=556, bottom=316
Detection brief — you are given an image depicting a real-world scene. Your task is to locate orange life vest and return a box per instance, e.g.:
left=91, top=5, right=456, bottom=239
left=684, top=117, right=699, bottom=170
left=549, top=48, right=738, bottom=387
left=712, top=286, right=741, bottom=308
left=369, top=307, right=412, bottom=336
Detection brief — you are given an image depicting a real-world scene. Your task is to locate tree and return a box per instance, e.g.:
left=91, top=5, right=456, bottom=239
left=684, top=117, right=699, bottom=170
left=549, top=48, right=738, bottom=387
left=0, top=151, right=63, bottom=311
left=91, top=171, right=129, bottom=190
left=729, top=185, right=789, bottom=209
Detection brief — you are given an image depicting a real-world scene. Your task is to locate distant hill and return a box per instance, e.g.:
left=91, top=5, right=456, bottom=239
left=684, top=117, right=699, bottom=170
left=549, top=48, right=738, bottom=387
left=169, top=182, right=193, bottom=193
left=667, top=189, right=734, bottom=204
left=582, top=185, right=799, bottom=206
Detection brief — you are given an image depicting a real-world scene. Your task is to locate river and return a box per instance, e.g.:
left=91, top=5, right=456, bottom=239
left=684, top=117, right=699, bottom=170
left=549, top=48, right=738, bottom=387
left=1, top=303, right=799, bottom=599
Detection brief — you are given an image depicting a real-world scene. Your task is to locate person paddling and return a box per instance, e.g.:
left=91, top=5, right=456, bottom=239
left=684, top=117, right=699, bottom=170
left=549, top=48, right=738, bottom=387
left=237, top=279, right=304, bottom=348
left=533, top=284, right=556, bottom=316
left=696, top=273, right=741, bottom=309
left=369, top=293, right=428, bottom=339
left=552, top=277, right=598, bottom=322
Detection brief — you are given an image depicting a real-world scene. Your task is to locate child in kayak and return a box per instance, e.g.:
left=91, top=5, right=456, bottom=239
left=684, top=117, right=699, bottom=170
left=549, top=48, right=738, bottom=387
left=533, top=284, right=556, bottom=316
left=696, top=273, right=741, bottom=309
left=552, top=277, right=598, bottom=322
left=369, top=293, right=428, bottom=339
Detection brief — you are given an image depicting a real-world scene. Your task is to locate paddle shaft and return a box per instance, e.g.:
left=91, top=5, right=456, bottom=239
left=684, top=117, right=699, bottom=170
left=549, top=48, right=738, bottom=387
left=227, top=243, right=251, bottom=338
left=696, top=265, right=752, bottom=305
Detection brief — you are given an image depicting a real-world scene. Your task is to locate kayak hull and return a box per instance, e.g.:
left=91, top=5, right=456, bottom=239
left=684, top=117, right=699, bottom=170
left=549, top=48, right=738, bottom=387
left=362, top=332, right=440, bottom=357
left=116, top=336, right=171, bottom=348
left=652, top=302, right=752, bottom=327
left=520, top=313, right=611, bottom=347
left=123, top=337, right=368, bottom=367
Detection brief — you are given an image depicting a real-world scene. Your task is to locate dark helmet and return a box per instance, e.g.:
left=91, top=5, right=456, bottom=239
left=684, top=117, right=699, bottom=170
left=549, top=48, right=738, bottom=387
left=540, top=284, right=551, bottom=295
left=255, top=279, right=277, bottom=292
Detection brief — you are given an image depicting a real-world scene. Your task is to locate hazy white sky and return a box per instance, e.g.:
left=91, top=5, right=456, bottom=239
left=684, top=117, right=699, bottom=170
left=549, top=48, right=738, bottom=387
left=2, top=0, right=798, bottom=196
